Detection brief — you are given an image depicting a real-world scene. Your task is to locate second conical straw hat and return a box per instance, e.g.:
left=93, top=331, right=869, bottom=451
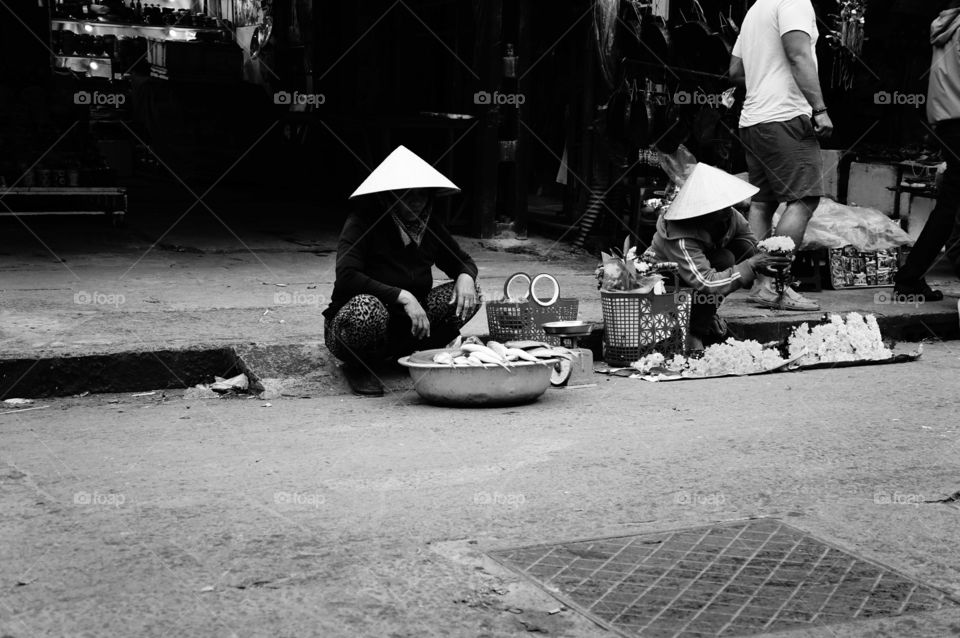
left=663, top=163, right=759, bottom=221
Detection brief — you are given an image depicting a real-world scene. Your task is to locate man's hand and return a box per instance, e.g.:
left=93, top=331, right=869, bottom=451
left=449, top=273, right=478, bottom=322
left=812, top=111, right=834, bottom=138
left=749, top=252, right=793, bottom=276
left=397, top=290, right=430, bottom=339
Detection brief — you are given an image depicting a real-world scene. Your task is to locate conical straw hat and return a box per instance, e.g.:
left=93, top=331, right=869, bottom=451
left=663, top=163, right=759, bottom=220
left=350, top=145, right=460, bottom=198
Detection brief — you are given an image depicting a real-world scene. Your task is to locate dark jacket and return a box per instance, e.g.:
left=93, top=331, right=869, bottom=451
left=928, top=8, right=960, bottom=124
left=651, top=209, right=759, bottom=296
left=323, top=210, right=479, bottom=320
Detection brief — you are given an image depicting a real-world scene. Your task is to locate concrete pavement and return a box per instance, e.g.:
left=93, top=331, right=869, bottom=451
left=1, top=343, right=958, bottom=637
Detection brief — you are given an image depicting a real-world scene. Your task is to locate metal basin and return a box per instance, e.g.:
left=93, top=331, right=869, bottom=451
left=398, top=348, right=556, bottom=407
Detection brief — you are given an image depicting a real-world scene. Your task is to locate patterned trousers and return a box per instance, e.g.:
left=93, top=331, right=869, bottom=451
left=324, top=281, right=481, bottom=365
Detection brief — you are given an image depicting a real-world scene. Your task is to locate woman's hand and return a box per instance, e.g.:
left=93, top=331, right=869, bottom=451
left=449, top=274, right=477, bottom=322
left=397, top=290, right=430, bottom=339
left=748, top=253, right=793, bottom=276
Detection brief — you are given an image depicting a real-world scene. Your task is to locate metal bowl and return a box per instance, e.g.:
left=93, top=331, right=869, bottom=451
left=542, top=320, right=593, bottom=337
left=398, top=348, right=556, bottom=407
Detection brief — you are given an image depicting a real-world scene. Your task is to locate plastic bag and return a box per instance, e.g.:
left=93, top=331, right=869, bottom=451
left=659, top=144, right=698, bottom=187
left=772, top=198, right=914, bottom=252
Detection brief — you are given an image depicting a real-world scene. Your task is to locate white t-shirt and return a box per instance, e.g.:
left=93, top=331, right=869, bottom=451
left=732, top=0, right=818, bottom=128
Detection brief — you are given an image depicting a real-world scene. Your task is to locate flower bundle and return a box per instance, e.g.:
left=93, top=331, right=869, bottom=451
left=596, top=237, right=674, bottom=293
left=758, top=236, right=796, bottom=293
left=758, top=236, right=796, bottom=256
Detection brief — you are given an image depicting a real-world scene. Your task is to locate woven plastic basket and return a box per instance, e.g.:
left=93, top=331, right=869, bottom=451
left=601, top=276, right=692, bottom=366
left=486, top=299, right=579, bottom=346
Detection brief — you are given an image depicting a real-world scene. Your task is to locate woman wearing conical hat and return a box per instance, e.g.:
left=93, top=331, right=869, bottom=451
left=651, top=164, right=793, bottom=351
left=322, top=146, right=481, bottom=395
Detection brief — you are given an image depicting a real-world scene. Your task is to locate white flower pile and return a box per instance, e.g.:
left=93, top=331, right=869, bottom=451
left=758, top=236, right=796, bottom=255
left=635, top=339, right=787, bottom=377
left=788, top=313, right=892, bottom=365
left=628, top=313, right=892, bottom=378
left=684, top=339, right=787, bottom=376
left=631, top=352, right=666, bottom=373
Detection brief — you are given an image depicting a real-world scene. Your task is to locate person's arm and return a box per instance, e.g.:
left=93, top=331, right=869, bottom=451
left=732, top=211, right=760, bottom=257
left=679, top=239, right=757, bottom=296
left=662, top=235, right=755, bottom=297
left=782, top=31, right=833, bottom=137
left=334, top=215, right=402, bottom=306
left=431, top=222, right=479, bottom=282
left=430, top=221, right=481, bottom=321
left=729, top=55, right=745, bottom=88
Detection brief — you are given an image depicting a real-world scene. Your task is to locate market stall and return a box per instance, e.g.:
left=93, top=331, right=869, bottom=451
left=0, top=0, right=258, bottom=224
left=524, top=0, right=948, bottom=257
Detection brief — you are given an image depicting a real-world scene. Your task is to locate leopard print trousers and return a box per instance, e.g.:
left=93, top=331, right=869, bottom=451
left=324, top=281, right=482, bottom=365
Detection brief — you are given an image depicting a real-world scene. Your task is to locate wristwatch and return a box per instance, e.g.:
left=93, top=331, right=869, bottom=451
left=812, top=107, right=828, bottom=116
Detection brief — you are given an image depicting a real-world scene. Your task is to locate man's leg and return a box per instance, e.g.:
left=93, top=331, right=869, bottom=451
left=746, top=117, right=822, bottom=310
left=767, top=195, right=821, bottom=311
left=898, top=121, right=960, bottom=289
left=745, top=200, right=780, bottom=301
left=775, top=195, right=820, bottom=247
left=747, top=201, right=777, bottom=242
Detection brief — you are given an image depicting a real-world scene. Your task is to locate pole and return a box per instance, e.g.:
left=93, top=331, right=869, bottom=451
left=472, top=0, right=502, bottom=238
left=514, top=0, right=530, bottom=238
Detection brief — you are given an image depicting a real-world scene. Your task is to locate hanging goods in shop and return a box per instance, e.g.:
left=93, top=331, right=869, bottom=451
left=593, top=0, right=620, bottom=89
left=826, top=0, right=866, bottom=90
left=671, top=0, right=732, bottom=77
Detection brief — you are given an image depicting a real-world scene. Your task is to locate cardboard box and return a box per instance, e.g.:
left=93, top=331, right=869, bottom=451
left=827, top=245, right=909, bottom=289
left=847, top=162, right=897, bottom=216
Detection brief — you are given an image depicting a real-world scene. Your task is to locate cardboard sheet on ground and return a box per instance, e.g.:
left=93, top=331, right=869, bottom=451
left=599, top=347, right=922, bottom=382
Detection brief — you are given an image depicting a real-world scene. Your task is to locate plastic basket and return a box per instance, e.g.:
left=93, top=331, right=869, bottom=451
left=600, top=276, right=692, bottom=366
left=486, top=299, right=579, bottom=346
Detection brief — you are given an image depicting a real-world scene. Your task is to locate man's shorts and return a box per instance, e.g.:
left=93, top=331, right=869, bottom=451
left=739, top=115, right=824, bottom=203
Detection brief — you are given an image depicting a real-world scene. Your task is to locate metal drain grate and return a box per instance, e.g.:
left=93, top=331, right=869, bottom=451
left=489, top=518, right=958, bottom=638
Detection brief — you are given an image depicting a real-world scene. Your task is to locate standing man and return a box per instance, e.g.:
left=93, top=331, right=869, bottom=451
left=893, top=0, right=960, bottom=301
left=730, top=0, right=832, bottom=311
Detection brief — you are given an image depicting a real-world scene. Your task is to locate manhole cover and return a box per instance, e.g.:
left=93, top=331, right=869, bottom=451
left=488, top=518, right=958, bottom=637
